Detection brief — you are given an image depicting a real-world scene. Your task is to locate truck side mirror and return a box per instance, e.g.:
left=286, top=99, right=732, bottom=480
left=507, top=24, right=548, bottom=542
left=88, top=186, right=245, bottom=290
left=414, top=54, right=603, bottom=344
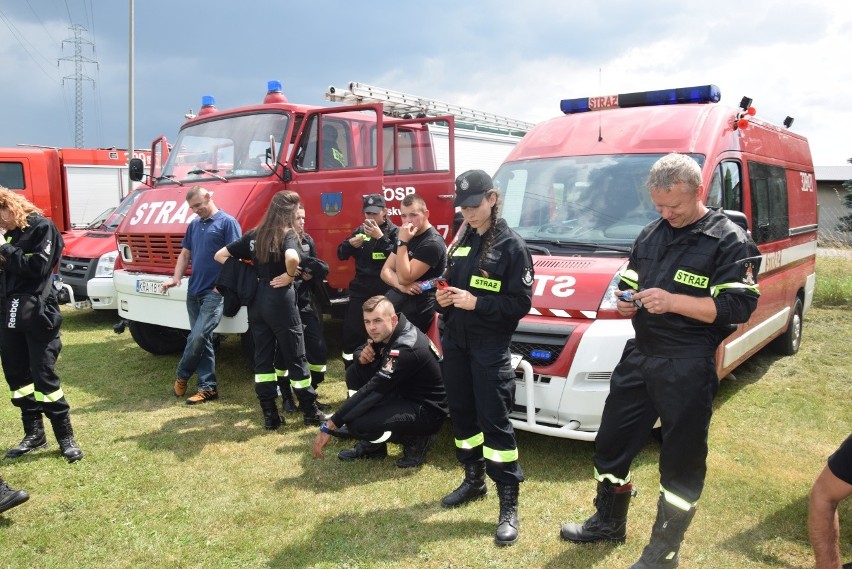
left=129, top=158, right=145, bottom=182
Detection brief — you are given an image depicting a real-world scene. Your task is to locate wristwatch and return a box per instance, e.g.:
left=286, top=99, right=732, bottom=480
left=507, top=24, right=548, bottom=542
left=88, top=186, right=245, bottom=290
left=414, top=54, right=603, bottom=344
left=397, top=240, right=409, bottom=248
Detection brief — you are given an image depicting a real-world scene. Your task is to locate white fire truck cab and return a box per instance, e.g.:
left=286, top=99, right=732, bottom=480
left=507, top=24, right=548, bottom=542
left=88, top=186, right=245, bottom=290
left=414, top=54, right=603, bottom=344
left=497, top=85, right=817, bottom=441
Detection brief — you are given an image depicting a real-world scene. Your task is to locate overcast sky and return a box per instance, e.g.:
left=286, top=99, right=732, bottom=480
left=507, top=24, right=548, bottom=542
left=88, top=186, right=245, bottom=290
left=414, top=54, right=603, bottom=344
left=1, top=0, right=850, bottom=166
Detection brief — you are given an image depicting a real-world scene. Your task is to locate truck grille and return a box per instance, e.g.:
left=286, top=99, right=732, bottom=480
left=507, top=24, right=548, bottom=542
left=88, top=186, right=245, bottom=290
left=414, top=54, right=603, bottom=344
left=58, top=256, right=95, bottom=280
left=121, top=234, right=184, bottom=269
left=510, top=323, right=575, bottom=367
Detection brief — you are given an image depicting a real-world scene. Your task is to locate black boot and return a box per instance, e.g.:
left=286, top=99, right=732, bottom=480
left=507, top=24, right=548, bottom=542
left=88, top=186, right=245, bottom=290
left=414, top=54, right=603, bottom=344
left=51, top=416, right=84, bottom=463
left=337, top=440, right=388, bottom=461
left=441, top=461, right=488, bottom=508
left=396, top=434, right=437, bottom=468
left=561, top=480, right=635, bottom=543
left=260, top=399, right=283, bottom=430
left=0, top=478, right=30, bottom=514
left=495, top=482, right=520, bottom=546
left=281, top=390, right=298, bottom=414
left=293, top=387, right=330, bottom=425
left=629, top=495, right=696, bottom=569
left=5, top=413, right=48, bottom=458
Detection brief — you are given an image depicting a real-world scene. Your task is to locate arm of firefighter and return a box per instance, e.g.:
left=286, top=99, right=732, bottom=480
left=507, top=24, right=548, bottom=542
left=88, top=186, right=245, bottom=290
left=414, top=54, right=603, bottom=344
left=808, top=461, right=852, bottom=568
left=163, top=248, right=191, bottom=291
left=337, top=228, right=361, bottom=260
left=330, top=347, right=413, bottom=426
left=213, top=246, right=232, bottom=265
left=380, top=252, right=401, bottom=289
left=0, top=222, right=58, bottom=281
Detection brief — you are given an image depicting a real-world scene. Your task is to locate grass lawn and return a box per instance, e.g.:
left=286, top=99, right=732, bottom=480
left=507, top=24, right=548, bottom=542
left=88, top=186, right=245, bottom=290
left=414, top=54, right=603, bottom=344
left=0, top=256, right=850, bottom=568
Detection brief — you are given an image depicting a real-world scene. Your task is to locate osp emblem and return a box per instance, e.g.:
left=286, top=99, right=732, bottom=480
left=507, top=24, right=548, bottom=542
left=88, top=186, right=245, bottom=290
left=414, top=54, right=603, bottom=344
left=321, top=193, right=342, bottom=217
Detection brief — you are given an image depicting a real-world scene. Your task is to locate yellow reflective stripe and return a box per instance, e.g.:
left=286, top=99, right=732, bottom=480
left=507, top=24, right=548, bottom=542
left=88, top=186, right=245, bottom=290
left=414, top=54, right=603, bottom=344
left=620, top=269, right=639, bottom=289
left=342, top=352, right=354, bottom=362
left=370, top=431, right=392, bottom=444
left=483, top=445, right=518, bottom=463
left=11, top=384, right=36, bottom=399
left=660, top=485, right=696, bottom=511
left=594, top=467, right=632, bottom=486
left=469, top=275, right=501, bottom=292
left=35, top=388, right=65, bottom=402
left=673, top=270, right=709, bottom=289
left=452, top=246, right=471, bottom=257
left=331, top=147, right=345, bottom=166
left=274, top=368, right=289, bottom=378
left=454, top=432, right=484, bottom=450
left=711, top=282, right=760, bottom=297
left=371, top=252, right=386, bottom=260
left=289, top=377, right=312, bottom=389
left=255, top=373, right=277, bottom=383
left=308, top=363, right=327, bottom=373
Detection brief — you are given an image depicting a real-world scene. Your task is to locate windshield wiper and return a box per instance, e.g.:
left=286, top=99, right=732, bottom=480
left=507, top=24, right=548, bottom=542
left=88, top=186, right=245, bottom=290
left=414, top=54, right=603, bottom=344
left=187, top=168, right=229, bottom=183
left=526, top=238, right=631, bottom=254
left=526, top=243, right=551, bottom=255
left=154, top=174, right=184, bottom=186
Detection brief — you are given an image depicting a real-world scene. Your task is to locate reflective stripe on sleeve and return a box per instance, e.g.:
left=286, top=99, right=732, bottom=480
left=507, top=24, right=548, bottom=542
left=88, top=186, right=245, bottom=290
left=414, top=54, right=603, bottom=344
left=619, top=269, right=639, bottom=290
left=341, top=352, right=354, bottom=362
left=711, top=281, right=760, bottom=297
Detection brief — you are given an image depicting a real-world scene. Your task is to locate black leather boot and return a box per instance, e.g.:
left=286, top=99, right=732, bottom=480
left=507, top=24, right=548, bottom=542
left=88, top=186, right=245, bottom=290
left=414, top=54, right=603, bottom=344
left=5, top=413, right=48, bottom=458
left=50, top=416, right=84, bottom=463
left=293, top=387, right=330, bottom=425
left=0, top=478, right=30, bottom=514
left=260, top=399, right=283, bottom=430
left=281, top=389, right=298, bottom=414
left=441, top=461, right=488, bottom=508
left=495, top=482, right=520, bottom=546
left=629, top=495, right=696, bottom=569
left=337, top=440, right=388, bottom=461
left=561, top=480, right=635, bottom=543
left=396, top=434, right=437, bottom=468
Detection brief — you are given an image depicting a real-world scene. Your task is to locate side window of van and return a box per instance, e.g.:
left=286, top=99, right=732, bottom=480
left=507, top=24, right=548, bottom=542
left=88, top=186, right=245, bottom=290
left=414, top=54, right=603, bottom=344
left=706, top=161, right=742, bottom=210
left=0, top=162, right=26, bottom=190
left=748, top=161, right=789, bottom=244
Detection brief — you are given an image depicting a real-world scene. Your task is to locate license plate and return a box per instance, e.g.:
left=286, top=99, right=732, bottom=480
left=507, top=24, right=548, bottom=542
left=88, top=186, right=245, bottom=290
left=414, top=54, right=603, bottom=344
left=136, top=279, right=166, bottom=295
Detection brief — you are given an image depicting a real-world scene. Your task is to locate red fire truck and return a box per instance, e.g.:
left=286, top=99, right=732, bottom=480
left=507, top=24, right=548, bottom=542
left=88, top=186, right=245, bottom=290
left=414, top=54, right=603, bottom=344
left=114, top=81, right=531, bottom=355
left=493, top=85, right=817, bottom=440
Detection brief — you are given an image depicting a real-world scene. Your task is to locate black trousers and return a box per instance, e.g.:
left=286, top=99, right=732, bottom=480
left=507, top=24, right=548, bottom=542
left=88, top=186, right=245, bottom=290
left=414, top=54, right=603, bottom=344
left=344, top=359, right=445, bottom=442
left=0, top=312, right=70, bottom=422
left=594, top=340, right=718, bottom=504
left=441, top=334, right=524, bottom=485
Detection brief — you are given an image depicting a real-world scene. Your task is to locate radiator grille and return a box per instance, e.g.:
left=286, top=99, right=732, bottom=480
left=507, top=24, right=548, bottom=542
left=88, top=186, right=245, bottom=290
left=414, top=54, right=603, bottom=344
left=122, top=234, right=184, bottom=268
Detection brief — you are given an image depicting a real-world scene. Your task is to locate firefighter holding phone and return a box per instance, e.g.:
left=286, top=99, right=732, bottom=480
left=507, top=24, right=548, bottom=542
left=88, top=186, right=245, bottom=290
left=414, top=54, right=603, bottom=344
left=435, top=170, right=534, bottom=546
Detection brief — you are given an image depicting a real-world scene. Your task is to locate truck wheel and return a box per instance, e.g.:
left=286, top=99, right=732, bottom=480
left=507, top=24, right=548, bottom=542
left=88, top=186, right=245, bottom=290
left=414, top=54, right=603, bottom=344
left=770, top=297, right=803, bottom=356
left=128, top=321, right=188, bottom=356
left=240, top=332, right=255, bottom=370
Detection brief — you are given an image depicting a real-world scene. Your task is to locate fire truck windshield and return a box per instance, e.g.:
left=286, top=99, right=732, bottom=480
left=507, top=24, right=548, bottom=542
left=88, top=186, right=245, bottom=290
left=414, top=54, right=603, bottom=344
left=495, top=153, right=705, bottom=250
left=160, top=112, right=290, bottom=183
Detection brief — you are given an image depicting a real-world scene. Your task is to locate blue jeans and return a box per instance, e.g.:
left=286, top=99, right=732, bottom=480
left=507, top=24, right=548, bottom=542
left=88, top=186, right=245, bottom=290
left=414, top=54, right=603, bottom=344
left=176, top=289, right=223, bottom=392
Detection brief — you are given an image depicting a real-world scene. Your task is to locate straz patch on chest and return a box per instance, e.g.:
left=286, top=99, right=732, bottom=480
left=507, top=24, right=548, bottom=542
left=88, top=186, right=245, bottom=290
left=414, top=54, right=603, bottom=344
left=673, top=269, right=709, bottom=289
left=469, top=275, right=501, bottom=292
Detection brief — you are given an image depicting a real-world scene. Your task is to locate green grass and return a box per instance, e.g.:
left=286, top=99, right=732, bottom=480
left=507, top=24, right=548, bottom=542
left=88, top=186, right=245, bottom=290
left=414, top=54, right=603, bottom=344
left=0, top=254, right=850, bottom=568
left=814, top=254, right=852, bottom=307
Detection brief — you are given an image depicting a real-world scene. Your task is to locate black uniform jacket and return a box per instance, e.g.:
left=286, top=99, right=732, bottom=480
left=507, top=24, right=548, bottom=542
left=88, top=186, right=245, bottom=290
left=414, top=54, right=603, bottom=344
left=622, top=208, right=761, bottom=358
left=330, top=313, right=448, bottom=426
left=441, top=218, right=534, bottom=345
left=296, top=231, right=329, bottom=314
left=225, top=229, right=301, bottom=280
left=1, top=214, right=63, bottom=298
left=337, top=219, right=399, bottom=296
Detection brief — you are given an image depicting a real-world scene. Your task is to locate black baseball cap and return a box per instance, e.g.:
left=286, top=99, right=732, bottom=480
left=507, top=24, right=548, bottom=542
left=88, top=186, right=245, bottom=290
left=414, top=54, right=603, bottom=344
left=362, top=194, right=385, bottom=213
left=454, top=169, right=493, bottom=207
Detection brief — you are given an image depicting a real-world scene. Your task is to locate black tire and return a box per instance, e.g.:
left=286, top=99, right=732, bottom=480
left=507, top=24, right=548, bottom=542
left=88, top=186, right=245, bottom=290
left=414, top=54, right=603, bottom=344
left=770, top=296, right=803, bottom=356
left=128, top=321, right=188, bottom=356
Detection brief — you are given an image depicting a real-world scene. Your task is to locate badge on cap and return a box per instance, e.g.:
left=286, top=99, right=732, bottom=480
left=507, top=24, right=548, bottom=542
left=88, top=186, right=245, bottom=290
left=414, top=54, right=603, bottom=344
left=460, top=177, right=470, bottom=191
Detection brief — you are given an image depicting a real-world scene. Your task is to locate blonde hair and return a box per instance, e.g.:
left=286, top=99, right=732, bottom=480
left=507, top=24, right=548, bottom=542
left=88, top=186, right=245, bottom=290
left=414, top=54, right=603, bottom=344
left=0, top=186, right=42, bottom=229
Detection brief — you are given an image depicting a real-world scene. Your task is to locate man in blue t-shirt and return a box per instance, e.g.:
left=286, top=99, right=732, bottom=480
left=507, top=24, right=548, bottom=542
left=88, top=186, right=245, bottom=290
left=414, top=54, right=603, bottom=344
left=163, top=186, right=241, bottom=404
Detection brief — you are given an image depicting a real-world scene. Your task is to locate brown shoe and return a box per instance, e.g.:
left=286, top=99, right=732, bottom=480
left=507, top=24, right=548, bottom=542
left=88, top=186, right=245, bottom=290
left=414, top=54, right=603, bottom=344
left=186, top=390, right=218, bottom=405
left=174, top=378, right=188, bottom=397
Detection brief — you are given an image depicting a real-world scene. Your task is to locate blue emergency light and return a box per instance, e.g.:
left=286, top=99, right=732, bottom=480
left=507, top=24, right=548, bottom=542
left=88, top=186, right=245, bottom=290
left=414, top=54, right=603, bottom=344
left=530, top=349, right=552, bottom=360
left=201, top=95, right=216, bottom=107
left=560, top=84, right=721, bottom=114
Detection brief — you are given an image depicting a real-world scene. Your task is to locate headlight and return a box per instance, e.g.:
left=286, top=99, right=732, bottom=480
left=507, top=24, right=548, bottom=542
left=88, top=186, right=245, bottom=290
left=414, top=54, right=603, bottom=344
left=94, top=250, right=118, bottom=278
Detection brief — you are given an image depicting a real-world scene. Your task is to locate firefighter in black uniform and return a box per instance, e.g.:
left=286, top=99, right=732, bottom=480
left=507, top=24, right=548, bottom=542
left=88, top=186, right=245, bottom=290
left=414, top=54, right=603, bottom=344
left=312, top=295, right=447, bottom=468
left=0, top=187, right=83, bottom=462
left=560, top=153, right=761, bottom=569
left=276, top=204, right=331, bottom=413
left=435, top=170, right=534, bottom=546
left=337, top=194, right=398, bottom=368
left=215, top=191, right=327, bottom=430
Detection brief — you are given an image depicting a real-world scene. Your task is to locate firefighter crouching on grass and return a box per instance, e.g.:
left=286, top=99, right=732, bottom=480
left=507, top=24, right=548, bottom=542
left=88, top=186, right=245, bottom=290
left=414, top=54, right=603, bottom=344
left=435, top=170, right=534, bottom=546
left=0, top=186, right=83, bottom=462
left=312, top=295, right=447, bottom=468
left=560, top=153, right=761, bottom=568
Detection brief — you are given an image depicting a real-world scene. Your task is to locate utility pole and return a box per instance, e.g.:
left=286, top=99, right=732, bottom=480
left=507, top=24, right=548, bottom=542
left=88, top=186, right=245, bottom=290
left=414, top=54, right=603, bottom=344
left=60, top=24, right=98, bottom=148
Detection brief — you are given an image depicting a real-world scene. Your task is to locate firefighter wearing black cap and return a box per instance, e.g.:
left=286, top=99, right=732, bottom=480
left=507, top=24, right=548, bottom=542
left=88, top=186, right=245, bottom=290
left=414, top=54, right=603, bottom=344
left=0, top=186, right=83, bottom=463
left=560, top=153, right=761, bottom=569
left=435, top=169, right=534, bottom=546
left=337, top=193, right=398, bottom=368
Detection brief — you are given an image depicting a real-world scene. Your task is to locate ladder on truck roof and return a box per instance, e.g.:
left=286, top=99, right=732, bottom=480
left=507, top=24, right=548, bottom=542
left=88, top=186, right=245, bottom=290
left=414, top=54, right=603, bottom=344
left=324, top=82, right=535, bottom=137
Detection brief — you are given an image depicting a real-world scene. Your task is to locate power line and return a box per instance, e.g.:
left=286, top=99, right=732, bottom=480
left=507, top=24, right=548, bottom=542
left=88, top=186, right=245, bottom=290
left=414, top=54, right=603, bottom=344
left=59, top=24, right=98, bottom=148
left=0, top=7, right=61, bottom=82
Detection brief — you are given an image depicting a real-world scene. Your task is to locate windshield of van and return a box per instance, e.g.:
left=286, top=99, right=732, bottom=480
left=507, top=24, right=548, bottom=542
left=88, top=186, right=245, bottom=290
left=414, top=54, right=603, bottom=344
left=495, top=154, right=704, bottom=250
left=99, top=188, right=146, bottom=231
left=160, top=112, right=289, bottom=183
